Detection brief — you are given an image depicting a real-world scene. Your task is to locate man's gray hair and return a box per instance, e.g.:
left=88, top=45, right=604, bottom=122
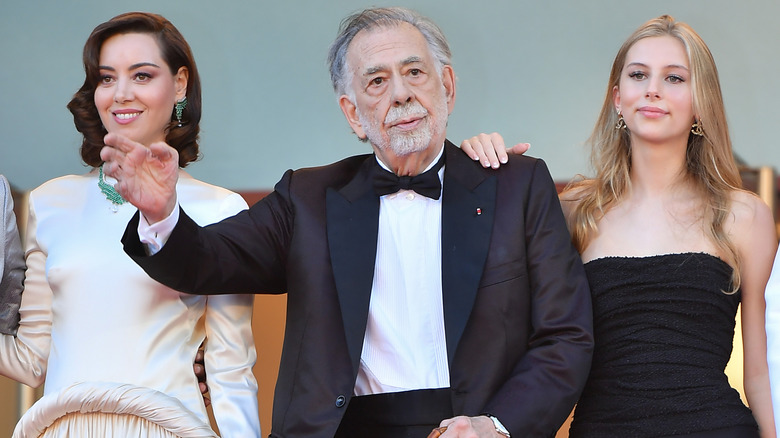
left=327, top=7, right=452, bottom=97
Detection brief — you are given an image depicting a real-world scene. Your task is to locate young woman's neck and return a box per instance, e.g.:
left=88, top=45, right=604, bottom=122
left=627, top=137, right=691, bottom=199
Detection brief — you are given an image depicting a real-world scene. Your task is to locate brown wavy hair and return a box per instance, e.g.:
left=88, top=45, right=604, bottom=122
left=565, top=15, right=743, bottom=292
left=67, top=12, right=201, bottom=168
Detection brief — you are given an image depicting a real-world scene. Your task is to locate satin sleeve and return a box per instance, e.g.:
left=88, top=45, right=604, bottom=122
left=0, top=193, right=51, bottom=387
left=0, top=175, right=24, bottom=335
left=203, top=293, right=260, bottom=437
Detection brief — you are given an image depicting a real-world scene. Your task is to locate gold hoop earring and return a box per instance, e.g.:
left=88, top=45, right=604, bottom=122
left=691, top=119, right=703, bottom=136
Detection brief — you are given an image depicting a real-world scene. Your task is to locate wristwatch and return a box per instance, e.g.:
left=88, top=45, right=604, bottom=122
left=485, top=414, right=511, bottom=437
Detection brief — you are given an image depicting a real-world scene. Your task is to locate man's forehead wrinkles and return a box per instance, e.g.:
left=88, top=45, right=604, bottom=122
left=362, top=55, right=424, bottom=76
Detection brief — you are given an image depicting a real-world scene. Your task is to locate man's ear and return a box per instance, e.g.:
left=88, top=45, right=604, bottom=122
left=339, top=95, right=366, bottom=139
left=442, top=65, right=456, bottom=114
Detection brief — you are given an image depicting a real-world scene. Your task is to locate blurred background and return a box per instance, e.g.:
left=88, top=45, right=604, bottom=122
left=2, top=0, right=779, bottom=436
left=3, top=0, right=779, bottom=192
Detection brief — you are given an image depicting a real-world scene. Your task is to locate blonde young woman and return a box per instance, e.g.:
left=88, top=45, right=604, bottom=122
left=463, top=15, right=775, bottom=438
left=0, top=13, right=259, bottom=437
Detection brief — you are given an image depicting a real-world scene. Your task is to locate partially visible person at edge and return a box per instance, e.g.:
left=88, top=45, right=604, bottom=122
left=0, top=175, right=24, bottom=337
left=100, top=6, right=594, bottom=438
left=0, top=12, right=259, bottom=438
left=763, top=227, right=780, bottom=428
left=462, top=14, right=776, bottom=438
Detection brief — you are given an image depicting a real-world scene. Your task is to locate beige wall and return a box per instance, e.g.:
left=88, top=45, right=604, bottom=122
left=0, top=378, right=20, bottom=436
left=250, top=295, right=286, bottom=435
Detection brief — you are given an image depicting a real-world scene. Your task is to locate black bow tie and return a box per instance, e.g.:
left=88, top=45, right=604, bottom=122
left=372, top=153, right=445, bottom=200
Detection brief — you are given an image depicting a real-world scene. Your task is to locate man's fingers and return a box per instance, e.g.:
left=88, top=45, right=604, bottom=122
left=101, top=159, right=121, bottom=178
left=104, top=132, right=144, bottom=154
left=99, top=145, right=117, bottom=162
left=101, top=133, right=142, bottom=180
left=149, top=141, right=178, bottom=163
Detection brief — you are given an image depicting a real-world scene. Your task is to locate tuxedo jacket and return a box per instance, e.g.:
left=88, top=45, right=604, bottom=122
left=123, top=141, right=594, bottom=438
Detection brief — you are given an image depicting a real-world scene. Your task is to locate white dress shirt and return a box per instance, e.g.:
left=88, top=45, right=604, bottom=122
left=354, top=147, right=449, bottom=395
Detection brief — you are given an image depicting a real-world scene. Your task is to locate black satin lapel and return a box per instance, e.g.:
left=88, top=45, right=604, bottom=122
left=326, top=183, right=379, bottom=374
left=441, top=142, right=496, bottom=363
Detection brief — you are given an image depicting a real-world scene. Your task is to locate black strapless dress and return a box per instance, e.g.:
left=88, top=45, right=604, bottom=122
left=569, top=253, right=759, bottom=437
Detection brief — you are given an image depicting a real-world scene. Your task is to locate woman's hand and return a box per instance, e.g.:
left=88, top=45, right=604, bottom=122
left=461, top=132, right=530, bottom=169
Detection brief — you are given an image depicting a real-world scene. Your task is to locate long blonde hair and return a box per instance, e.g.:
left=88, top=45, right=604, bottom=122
left=567, top=15, right=743, bottom=291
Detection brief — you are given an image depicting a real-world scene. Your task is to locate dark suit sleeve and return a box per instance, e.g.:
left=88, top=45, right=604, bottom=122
left=122, top=170, right=297, bottom=295
left=484, top=159, right=593, bottom=436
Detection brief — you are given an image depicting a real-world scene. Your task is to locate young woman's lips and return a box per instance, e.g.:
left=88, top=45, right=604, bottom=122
left=637, top=106, right=668, bottom=119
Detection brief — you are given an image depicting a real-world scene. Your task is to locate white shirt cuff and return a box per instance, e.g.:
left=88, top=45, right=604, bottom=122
left=138, top=205, right=180, bottom=255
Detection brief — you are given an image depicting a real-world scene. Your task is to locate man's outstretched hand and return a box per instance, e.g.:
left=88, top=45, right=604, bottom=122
left=100, top=133, right=180, bottom=224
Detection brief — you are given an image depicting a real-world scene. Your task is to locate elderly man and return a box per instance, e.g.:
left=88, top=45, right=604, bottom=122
left=102, top=7, right=593, bottom=438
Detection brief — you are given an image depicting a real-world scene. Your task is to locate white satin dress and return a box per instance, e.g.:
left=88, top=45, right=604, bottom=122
left=0, top=171, right=260, bottom=437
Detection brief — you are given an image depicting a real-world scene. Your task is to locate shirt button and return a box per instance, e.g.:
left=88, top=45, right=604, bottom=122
left=335, top=395, right=346, bottom=408
left=405, top=192, right=415, bottom=200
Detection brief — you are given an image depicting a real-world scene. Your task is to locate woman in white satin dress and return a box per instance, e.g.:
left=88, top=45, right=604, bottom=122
left=0, top=12, right=260, bottom=438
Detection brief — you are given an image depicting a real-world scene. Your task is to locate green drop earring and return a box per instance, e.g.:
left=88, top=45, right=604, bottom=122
left=175, top=96, right=187, bottom=127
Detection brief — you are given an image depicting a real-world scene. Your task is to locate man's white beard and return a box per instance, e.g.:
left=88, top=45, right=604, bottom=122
left=358, top=95, right=448, bottom=156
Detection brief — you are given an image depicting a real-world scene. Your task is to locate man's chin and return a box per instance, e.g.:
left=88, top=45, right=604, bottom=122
left=367, top=129, right=433, bottom=156
left=388, top=135, right=432, bottom=156
left=386, top=143, right=429, bottom=156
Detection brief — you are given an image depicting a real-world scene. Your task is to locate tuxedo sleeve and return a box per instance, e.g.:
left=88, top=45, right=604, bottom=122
left=122, top=170, right=296, bottom=295
left=483, top=159, right=593, bottom=436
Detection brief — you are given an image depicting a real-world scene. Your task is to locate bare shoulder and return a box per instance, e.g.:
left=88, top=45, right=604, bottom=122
left=728, top=189, right=773, bottom=229
left=727, top=189, right=775, bottom=251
